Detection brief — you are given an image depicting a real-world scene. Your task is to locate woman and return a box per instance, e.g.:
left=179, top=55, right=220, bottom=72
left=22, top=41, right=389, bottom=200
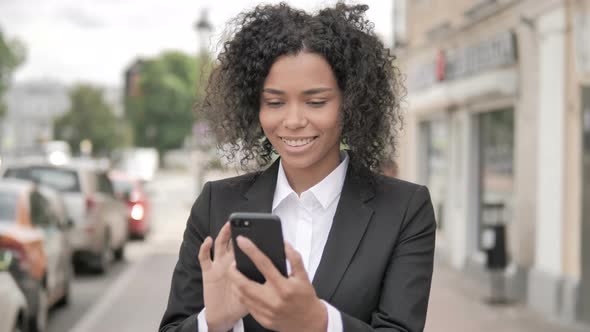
left=160, top=3, right=436, bottom=332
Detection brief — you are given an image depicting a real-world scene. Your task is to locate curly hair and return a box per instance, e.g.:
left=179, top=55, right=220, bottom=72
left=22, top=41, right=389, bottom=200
left=199, top=2, right=405, bottom=181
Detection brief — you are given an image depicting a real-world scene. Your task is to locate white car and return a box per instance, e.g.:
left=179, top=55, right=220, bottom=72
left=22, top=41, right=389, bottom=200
left=3, top=162, right=128, bottom=274
left=0, top=266, right=29, bottom=332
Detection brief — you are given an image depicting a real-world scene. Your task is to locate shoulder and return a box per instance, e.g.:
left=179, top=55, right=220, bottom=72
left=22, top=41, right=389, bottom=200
left=190, top=171, right=262, bottom=227
left=366, top=175, right=435, bottom=235
left=205, top=172, right=261, bottom=190
left=374, top=174, right=427, bottom=196
left=202, top=170, right=261, bottom=197
left=370, top=174, right=431, bottom=211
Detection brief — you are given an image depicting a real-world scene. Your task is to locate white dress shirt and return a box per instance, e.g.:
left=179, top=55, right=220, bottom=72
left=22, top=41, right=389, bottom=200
left=198, top=152, right=349, bottom=332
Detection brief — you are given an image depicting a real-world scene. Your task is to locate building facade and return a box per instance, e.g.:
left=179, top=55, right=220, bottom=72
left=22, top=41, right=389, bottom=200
left=1, top=80, right=69, bottom=154
left=0, top=80, right=123, bottom=159
left=395, top=0, right=590, bottom=325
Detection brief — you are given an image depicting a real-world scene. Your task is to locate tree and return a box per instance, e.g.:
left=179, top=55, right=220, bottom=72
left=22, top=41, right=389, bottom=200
left=125, top=51, right=209, bottom=155
left=54, top=84, right=131, bottom=157
left=0, top=28, right=26, bottom=118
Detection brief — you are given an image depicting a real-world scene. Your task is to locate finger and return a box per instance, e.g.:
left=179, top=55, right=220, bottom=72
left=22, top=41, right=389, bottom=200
left=214, top=222, right=232, bottom=257
left=228, top=237, right=235, bottom=255
left=232, top=286, right=275, bottom=330
left=247, top=306, right=275, bottom=330
left=285, top=241, right=307, bottom=279
left=198, top=237, right=213, bottom=270
left=232, top=283, right=271, bottom=314
left=236, top=236, right=285, bottom=286
left=230, top=267, right=280, bottom=322
left=228, top=262, right=267, bottom=303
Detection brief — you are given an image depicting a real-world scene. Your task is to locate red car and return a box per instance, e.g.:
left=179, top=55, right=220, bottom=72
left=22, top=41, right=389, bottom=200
left=108, top=171, right=151, bottom=239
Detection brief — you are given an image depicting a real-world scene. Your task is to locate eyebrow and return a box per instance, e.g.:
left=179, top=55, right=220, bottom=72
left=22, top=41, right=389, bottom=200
left=262, top=87, right=333, bottom=95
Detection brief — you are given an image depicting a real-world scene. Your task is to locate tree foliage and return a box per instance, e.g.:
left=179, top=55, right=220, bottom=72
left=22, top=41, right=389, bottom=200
left=125, top=51, right=209, bottom=154
left=0, top=28, right=26, bottom=118
left=54, top=84, right=131, bottom=156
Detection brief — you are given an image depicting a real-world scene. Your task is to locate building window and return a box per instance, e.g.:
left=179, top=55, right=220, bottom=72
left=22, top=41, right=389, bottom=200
left=477, top=109, right=515, bottom=248
left=392, top=0, right=407, bottom=48
left=420, top=119, right=449, bottom=230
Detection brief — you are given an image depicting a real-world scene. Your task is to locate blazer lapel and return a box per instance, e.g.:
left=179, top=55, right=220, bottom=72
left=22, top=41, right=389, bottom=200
left=238, top=159, right=280, bottom=213
left=312, top=166, right=375, bottom=301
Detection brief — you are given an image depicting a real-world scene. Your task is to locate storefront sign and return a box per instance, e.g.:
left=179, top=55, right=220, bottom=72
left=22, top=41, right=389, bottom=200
left=407, top=31, right=517, bottom=91
left=445, top=31, right=517, bottom=80
left=407, top=61, right=438, bottom=91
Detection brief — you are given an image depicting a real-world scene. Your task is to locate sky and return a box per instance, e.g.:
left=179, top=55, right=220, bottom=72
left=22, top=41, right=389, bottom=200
left=0, top=0, right=393, bottom=87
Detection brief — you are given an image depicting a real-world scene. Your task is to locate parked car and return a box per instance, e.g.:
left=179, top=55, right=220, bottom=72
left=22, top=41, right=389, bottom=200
left=2, top=162, right=128, bottom=273
left=0, top=179, right=73, bottom=332
left=0, top=251, right=29, bottom=332
left=111, top=147, right=159, bottom=182
left=109, top=170, right=152, bottom=239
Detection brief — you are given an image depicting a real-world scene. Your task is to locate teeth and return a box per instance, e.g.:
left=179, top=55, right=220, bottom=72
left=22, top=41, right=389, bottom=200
left=281, top=137, right=315, bottom=147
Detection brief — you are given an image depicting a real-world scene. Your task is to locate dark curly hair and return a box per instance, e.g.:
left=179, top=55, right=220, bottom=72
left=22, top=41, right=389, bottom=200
left=199, top=2, right=405, bottom=181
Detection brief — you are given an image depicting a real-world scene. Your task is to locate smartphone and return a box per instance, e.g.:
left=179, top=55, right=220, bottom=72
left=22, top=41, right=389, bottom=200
left=229, top=212, right=288, bottom=283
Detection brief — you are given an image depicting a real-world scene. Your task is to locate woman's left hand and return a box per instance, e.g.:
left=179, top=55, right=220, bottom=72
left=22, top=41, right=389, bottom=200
left=229, top=236, right=328, bottom=332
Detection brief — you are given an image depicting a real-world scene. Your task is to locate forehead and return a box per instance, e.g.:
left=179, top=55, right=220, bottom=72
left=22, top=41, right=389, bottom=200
left=263, top=52, right=338, bottom=90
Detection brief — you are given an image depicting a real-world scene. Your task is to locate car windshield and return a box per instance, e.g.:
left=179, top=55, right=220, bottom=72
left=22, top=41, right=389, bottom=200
left=0, top=191, right=18, bottom=222
left=111, top=179, right=134, bottom=196
left=5, top=167, right=80, bottom=192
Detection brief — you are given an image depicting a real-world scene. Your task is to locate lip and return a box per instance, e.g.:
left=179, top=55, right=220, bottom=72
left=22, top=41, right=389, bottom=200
left=279, top=136, right=318, bottom=154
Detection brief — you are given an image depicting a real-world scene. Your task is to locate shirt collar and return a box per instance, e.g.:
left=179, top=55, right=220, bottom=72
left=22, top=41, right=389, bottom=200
left=273, top=151, right=349, bottom=211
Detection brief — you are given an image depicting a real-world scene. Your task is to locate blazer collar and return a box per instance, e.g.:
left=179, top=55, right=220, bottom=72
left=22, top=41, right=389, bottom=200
left=240, top=158, right=280, bottom=213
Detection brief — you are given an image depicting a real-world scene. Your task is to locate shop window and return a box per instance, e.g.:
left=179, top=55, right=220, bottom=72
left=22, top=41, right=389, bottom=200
left=420, top=119, right=449, bottom=230
left=477, top=109, right=514, bottom=249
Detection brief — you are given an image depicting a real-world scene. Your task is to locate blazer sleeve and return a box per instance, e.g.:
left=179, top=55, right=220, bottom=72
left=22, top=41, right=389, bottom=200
left=342, top=185, right=436, bottom=332
left=159, top=182, right=212, bottom=332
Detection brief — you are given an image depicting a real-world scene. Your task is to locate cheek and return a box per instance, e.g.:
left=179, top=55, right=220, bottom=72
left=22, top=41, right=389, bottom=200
left=315, top=107, right=342, bottom=132
left=259, top=109, right=276, bottom=134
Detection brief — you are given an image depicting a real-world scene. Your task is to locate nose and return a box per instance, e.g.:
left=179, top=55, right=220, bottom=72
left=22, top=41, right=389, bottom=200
left=282, top=103, right=308, bottom=129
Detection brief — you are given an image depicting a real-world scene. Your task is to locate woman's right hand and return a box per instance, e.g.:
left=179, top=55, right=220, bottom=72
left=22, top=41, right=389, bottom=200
left=198, top=222, right=247, bottom=332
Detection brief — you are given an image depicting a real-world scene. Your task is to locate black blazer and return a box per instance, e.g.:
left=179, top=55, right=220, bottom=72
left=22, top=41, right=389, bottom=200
left=159, top=158, right=436, bottom=332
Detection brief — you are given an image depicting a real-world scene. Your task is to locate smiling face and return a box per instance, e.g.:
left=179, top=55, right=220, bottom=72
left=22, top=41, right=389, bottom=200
left=259, top=52, right=343, bottom=179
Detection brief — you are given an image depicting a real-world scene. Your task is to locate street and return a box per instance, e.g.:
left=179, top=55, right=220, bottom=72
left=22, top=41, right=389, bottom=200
left=45, top=169, right=590, bottom=332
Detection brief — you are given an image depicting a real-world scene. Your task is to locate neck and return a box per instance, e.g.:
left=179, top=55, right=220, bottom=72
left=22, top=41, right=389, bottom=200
left=282, top=150, right=341, bottom=195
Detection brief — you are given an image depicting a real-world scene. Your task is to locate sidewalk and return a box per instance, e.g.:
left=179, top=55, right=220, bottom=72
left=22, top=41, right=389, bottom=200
left=425, top=261, right=590, bottom=332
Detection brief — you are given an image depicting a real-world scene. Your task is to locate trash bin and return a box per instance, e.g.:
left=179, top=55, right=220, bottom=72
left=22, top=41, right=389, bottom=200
left=482, top=224, right=507, bottom=270
left=481, top=202, right=510, bottom=304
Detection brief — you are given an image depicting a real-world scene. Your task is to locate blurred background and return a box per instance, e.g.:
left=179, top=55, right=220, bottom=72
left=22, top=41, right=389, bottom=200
left=0, top=0, right=589, bottom=331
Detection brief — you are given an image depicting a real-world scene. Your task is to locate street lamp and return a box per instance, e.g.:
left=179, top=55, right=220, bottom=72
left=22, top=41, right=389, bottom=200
left=193, top=9, right=215, bottom=194
left=194, top=9, right=213, bottom=57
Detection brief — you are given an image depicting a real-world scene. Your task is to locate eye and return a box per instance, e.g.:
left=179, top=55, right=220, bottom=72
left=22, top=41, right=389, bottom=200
left=307, top=100, right=327, bottom=108
left=265, top=100, right=285, bottom=108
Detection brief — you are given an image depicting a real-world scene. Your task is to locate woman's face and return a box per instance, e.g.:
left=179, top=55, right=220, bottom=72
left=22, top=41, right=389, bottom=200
left=259, top=52, right=343, bottom=173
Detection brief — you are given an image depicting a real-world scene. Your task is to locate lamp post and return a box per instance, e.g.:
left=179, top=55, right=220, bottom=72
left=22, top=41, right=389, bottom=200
left=193, top=9, right=214, bottom=195
left=194, top=9, right=213, bottom=57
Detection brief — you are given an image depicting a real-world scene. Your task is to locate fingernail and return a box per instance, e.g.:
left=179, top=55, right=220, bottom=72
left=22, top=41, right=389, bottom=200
left=236, top=236, right=249, bottom=247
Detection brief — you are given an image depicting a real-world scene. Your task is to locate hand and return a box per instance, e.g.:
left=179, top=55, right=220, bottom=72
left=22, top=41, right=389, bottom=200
left=229, top=237, right=328, bottom=332
left=198, top=222, right=248, bottom=332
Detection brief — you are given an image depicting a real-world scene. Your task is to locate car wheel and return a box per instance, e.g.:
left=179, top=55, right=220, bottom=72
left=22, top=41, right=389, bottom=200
left=14, top=312, right=26, bottom=332
left=113, top=242, right=125, bottom=261
left=55, top=269, right=72, bottom=307
left=30, top=287, right=48, bottom=332
left=95, top=232, right=112, bottom=274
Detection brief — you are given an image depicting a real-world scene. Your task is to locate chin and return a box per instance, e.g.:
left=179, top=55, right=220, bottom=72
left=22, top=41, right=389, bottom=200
left=278, top=154, right=319, bottom=170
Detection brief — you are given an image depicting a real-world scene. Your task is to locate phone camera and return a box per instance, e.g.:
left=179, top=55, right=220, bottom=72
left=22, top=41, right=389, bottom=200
left=244, top=220, right=250, bottom=227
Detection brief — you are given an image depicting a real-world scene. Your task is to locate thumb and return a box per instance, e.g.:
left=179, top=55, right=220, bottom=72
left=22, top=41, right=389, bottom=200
left=285, top=241, right=307, bottom=279
left=198, top=237, right=213, bottom=271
